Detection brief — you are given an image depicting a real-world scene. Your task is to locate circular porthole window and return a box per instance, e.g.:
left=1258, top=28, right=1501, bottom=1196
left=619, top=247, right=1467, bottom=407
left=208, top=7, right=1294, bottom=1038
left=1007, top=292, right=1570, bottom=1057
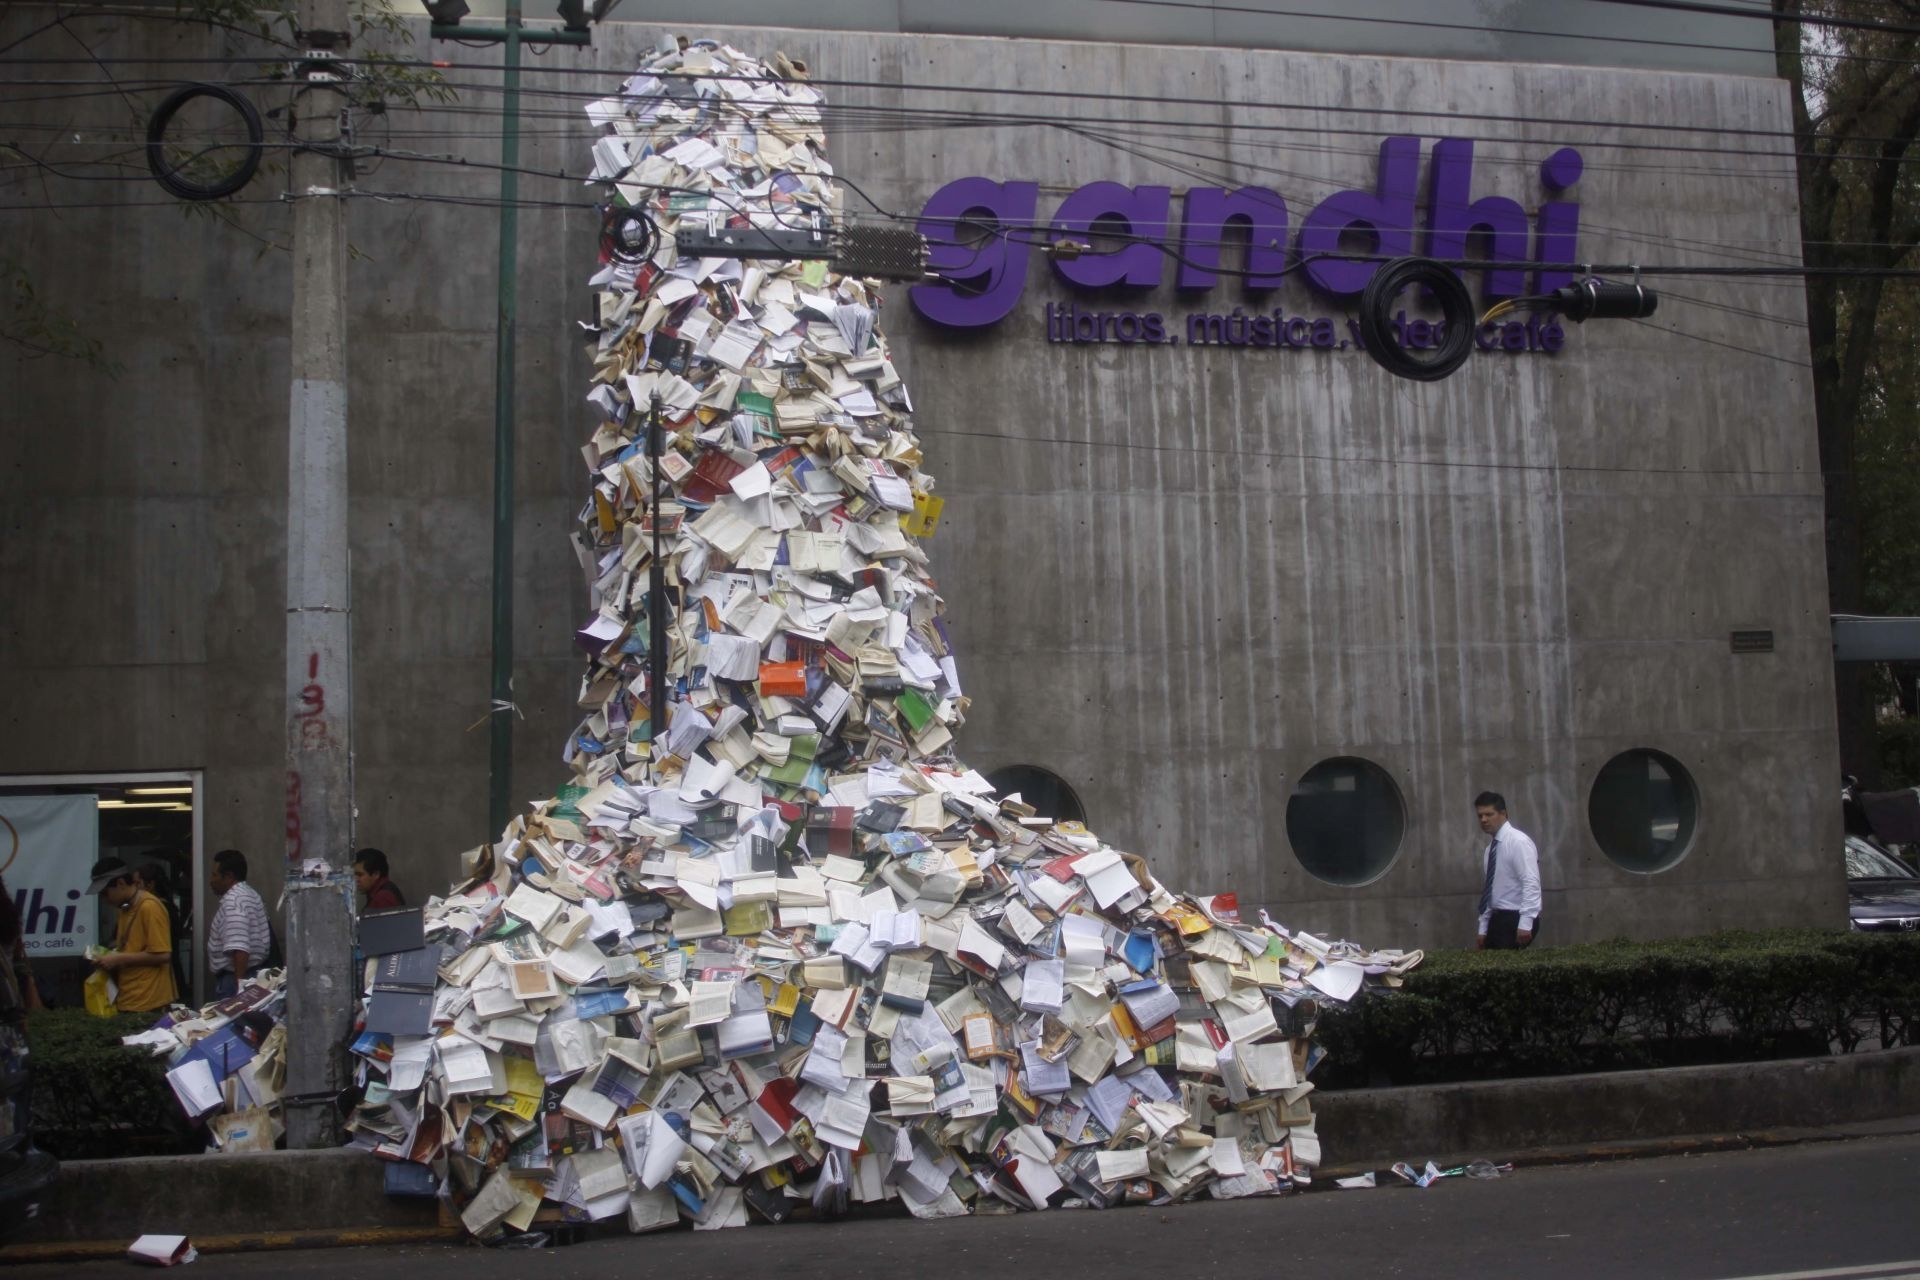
left=1589, top=748, right=1699, bottom=872
left=1285, top=756, right=1406, bottom=886
left=983, top=764, right=1087, bottom=825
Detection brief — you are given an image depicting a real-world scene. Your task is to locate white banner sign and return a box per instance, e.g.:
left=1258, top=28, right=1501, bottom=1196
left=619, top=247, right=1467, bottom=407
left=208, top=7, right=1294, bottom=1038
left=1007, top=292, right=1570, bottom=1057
left=0, top=794, right=98, bottom=956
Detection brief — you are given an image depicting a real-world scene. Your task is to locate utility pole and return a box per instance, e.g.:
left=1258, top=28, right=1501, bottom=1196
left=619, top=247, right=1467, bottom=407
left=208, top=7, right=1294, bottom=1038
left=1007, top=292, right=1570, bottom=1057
left=282, top=0, right=357, bottom=1150
left=427, top=2, right=589, bottom=840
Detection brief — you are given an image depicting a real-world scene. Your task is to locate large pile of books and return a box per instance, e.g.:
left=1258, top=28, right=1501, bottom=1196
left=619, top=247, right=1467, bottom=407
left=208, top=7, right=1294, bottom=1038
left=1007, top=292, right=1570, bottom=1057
left=336, top=36, right=1421, bottom=1235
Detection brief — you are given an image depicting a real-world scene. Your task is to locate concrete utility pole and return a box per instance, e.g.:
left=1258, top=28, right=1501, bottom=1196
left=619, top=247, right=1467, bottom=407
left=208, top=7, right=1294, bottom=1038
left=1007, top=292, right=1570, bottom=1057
left=282, top=0, right=357, bottom=1150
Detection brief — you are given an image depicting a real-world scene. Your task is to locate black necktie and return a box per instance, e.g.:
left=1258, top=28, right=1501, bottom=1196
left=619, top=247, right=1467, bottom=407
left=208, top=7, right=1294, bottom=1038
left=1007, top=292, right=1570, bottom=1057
left=1478, top=837, right=1498, bottom=916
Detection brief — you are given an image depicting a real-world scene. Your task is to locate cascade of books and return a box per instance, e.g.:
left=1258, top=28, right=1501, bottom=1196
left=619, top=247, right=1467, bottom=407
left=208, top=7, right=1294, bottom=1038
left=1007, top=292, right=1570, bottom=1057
left=339, top=36, right=1420, bottom=1234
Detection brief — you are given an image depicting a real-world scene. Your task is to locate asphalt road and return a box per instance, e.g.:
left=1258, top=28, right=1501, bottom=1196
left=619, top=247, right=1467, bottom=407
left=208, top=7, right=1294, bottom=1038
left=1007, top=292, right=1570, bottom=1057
left=14, top=1134, right=1920, bottom=1280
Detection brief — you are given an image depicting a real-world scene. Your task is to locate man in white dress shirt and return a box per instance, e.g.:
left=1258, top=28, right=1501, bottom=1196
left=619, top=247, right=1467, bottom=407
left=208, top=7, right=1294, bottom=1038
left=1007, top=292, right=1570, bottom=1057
left=1474, top=791, right=1541, bottom=950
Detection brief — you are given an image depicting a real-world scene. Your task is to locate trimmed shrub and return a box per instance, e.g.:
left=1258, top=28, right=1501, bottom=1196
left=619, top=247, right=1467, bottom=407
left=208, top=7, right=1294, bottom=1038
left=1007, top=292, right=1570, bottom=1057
left=1315, top=929, right=1920, bottom=1088
left=26, top=1008, right=198, bottom=1159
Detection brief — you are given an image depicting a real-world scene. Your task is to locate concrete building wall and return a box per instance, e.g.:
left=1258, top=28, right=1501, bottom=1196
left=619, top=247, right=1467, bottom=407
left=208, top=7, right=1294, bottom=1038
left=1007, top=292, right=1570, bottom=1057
left=385, top=0, right=1778, bottom=77
left=0, top=8, right=1841, bottom=953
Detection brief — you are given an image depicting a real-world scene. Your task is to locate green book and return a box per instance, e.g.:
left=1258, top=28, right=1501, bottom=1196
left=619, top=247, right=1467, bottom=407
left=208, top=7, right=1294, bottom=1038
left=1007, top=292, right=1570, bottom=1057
left=896, top=688, right=935, bottom=734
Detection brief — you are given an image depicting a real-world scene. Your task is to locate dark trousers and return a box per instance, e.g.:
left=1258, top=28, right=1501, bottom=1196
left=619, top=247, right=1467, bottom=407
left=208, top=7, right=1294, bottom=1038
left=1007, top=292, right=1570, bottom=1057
left=213, top=969, right=250, bottom=997
left=1485, top=910, right=1540, bottom=950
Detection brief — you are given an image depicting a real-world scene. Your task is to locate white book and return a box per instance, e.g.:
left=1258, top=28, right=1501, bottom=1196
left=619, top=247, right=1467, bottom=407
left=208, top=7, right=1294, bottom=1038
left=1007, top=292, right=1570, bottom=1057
left=561, top=1078, right=621, bottom=1131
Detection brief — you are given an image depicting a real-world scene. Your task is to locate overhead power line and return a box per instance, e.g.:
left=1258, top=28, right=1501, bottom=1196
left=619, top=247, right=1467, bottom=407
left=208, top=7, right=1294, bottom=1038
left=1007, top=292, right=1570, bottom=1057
left=8, top=56, right=1920, bottom=153
left=1052, top=0, right=1905, bottom=62
left=1580, top=0, right=1920, bottom=38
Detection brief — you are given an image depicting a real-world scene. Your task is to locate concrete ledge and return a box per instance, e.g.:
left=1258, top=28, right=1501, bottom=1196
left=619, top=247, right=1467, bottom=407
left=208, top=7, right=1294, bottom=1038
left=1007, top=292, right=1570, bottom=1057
left=1313, top=1046, right=1920, bottom=1169
left=5, top=1147, right=452, bottom=1255
left=3, top=1049, right=1916, bottom=1259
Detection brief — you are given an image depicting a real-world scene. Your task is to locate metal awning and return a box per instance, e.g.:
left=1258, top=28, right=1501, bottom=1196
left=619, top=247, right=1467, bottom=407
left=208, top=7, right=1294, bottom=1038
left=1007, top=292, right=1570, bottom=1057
left=1832, top=615, right=1920, bottom=662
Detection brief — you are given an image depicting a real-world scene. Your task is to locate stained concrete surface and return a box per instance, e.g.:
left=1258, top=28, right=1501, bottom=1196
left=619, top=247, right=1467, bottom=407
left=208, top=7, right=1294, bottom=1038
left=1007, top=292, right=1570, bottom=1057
left=8, top=1133, right=1920, bottom=1279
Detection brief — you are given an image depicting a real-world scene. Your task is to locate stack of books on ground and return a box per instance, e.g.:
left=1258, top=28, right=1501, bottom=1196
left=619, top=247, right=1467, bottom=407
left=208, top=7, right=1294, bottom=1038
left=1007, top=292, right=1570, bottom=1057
left=345, top=813, right=1420, bottom=1235
left=121, top=972, right=290, bottom=1154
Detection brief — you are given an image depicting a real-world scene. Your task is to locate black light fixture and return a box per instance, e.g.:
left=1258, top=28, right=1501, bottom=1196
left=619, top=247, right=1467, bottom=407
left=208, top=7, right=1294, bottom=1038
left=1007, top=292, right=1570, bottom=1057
left=556, top=0, right=589, bottom=31
left=1356, top=256, right=1661, bottom=383
left=1543, top=277, right=1659, bottom=323
left=422, top=0, right=469, bottom=24
left=672, top=211, right=929, bottom=282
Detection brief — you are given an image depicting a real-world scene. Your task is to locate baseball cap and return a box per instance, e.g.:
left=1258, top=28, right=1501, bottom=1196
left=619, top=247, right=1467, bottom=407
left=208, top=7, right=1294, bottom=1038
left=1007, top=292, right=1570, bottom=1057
left=86, top=858, right=133, bottom=895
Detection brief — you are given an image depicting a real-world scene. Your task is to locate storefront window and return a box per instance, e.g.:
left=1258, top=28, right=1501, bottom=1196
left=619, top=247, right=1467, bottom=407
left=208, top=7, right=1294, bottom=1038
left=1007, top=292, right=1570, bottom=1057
left=1589, top=749, right=1698, bottom=872
left=983, top=765, right=1087, bottom=825
left=0, top=772, right=202, bottom=1007
left=1286, top=757, right=1405, bottom=885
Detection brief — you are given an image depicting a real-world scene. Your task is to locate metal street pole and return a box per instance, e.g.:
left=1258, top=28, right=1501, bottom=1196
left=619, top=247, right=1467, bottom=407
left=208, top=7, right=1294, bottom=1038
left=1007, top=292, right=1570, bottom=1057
left=648, top=393, right=665, bottom=777
left=283, top=0, right=357, bottom=1150
left=486, top=0, right=524, bottom=842
left=429, top=4, right=589, bottom=841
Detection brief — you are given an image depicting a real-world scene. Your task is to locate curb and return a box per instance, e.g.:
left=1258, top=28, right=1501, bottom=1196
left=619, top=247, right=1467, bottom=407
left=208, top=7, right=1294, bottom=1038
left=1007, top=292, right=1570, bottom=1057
left=11, top=1121, right=1920, bottom=1263
left=1313, top=1114, right=1920, bottom=1180
left=15, top=1113, right=1920, bottom=1266
left=1, top=1226, right=461, bottom=1265
left=5, top=1050, right=1917, bottom=1262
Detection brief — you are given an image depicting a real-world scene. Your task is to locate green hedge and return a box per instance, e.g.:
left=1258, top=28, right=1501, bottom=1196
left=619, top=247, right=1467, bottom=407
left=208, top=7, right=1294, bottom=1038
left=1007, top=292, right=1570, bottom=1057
left=26, top=1008, right=198, bottom=1159
left=20, top=933, right=1920, bottom=1154
left=1314, top=929, right=1920, bottom=1088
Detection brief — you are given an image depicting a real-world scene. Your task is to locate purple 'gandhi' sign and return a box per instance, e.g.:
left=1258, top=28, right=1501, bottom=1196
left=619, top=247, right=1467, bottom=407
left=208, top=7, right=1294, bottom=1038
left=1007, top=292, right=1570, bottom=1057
left=909, top=139, right=1585, bottom=330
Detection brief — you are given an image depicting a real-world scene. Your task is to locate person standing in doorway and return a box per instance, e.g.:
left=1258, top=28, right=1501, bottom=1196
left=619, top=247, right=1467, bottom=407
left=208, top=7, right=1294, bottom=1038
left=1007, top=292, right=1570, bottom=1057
left=207, top=849, right=272, bottom=997
left=1473, top=791, right=1541, bottom=950
left=353, top=848, right=406, bottom=912
left=88, top=859, right=178, bottom=1012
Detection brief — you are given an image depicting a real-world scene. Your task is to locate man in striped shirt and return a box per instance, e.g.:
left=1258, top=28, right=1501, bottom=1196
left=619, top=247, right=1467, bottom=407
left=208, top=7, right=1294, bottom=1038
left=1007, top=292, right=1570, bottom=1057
left=207, top=848, right=272, bottom=997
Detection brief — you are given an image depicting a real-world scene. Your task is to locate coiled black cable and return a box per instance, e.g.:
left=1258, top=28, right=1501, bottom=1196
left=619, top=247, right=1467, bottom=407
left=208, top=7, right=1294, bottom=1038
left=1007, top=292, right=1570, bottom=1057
left=144, top=82, right=263, bottom=201
left=1357, top=256, right=1477, bottom=382
left=601, top=203, right=660, bottom=265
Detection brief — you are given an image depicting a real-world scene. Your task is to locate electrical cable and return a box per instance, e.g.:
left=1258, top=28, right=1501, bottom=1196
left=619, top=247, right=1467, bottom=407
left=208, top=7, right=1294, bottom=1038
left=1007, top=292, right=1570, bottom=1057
left=1045, top=118, right=1828, bottom=281
left=14, top=57, right=1920, bottom=156
left=9, top=69, right=1920, bottom=178
left=380, top=69, right=1920, bottom=155
left=0, top=9, right=299, bottom=59
left=143, top=81, right=263, bottom=200
left=1357, top=257, right=1477, bottom=380
left=0, top=141, right=1889, bottom=314
left=5, top=135, right=1915, bottom=293
left=600, top=201, right=658, bottom=264
left=2, top=0, right=1912, bottom=73
left=1046, top=0, right=1918, bottom=65
left=1578, top=0, right=1920, bottom=37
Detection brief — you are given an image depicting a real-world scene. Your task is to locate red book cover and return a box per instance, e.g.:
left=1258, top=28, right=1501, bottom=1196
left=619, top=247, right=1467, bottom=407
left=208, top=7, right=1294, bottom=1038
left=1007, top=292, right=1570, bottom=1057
left=682, top=449, right=747, bottom=504
left=1137, top=1014, right=1178, bottom=1047
left=756, top=1077, right=801, bottom=1132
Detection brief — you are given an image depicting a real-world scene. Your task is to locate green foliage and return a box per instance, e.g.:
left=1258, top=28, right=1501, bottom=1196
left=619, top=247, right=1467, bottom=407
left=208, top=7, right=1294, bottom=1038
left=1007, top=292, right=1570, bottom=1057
left=1314, top=929, right=1920, bottom=1088
left=26, top=1008, right=198, bottom=1159
left=165, top=0, right=455, bottom=110
left=1773, top=2, right=1920, bottom=779
left=2, top=0, right=452, bottom=368
left=1874, top=716, right=1920, bottom=788
left=2, top=254, right=121, bottom=372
